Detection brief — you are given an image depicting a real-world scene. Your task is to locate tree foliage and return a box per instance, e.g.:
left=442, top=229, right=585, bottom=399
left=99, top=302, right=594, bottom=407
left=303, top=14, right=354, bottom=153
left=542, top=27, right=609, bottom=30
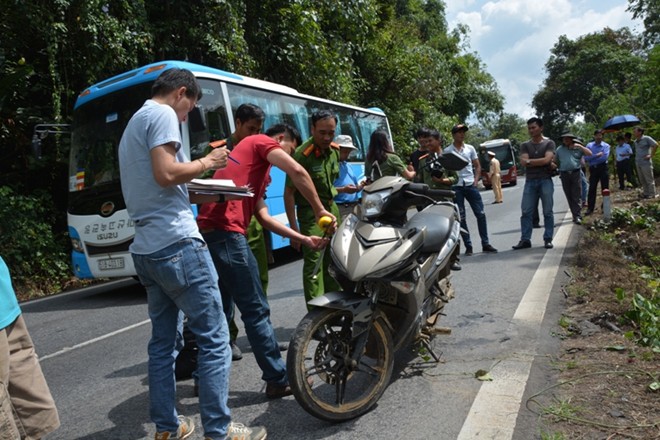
left=627, top=0, right=660, bottom=48
left=0, top=0, right=502, bottom=293
left=532, top=28, right=645, bottom=139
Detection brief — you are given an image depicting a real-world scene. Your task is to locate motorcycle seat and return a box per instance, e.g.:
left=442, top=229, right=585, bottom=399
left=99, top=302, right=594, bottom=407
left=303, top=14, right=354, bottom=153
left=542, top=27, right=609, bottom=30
left=406, top=205, right=455, bottom=253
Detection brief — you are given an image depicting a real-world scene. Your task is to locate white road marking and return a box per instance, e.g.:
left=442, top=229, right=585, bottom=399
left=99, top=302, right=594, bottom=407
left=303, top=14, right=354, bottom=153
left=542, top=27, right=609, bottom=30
left=457, top=211, right=573, bottom=439
left=39, top=319, right=150, bottom=361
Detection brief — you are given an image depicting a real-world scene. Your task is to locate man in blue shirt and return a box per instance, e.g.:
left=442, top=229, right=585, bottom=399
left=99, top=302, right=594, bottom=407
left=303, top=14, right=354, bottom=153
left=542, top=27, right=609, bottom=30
left=615, top=134, right=634, bottom=190
left=584, top=129, right=611, bottom=216
left=333, top=135, right=365, bottom=220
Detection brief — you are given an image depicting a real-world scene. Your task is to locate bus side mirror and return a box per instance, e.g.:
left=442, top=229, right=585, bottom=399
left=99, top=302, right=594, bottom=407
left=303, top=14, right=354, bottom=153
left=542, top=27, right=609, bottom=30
left=188, top=107, right=206, bottom=133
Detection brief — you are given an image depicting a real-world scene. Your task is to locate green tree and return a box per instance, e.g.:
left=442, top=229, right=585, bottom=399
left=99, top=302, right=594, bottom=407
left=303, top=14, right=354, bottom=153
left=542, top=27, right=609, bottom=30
left=627, top=0, right=660, bottom=48
left=532, top=28, right=643, bottom=139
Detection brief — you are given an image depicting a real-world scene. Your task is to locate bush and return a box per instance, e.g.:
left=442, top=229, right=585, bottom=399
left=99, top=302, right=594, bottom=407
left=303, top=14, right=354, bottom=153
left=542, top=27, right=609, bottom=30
left=0, top=186, right=70, bottom=297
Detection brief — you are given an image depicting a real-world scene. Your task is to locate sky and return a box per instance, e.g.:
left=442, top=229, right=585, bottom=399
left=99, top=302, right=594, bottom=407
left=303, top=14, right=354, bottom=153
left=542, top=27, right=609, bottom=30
left=443, top=0, right=643, bottom=119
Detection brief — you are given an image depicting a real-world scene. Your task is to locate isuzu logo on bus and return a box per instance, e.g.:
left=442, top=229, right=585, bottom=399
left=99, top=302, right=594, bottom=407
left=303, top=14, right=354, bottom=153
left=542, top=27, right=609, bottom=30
left=100, top=201, right=115, bottom=216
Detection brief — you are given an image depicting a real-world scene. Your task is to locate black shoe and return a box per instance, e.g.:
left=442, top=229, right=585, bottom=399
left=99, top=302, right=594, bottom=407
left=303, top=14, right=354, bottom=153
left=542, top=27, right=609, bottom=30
left=532, top=223, right=542, bottom=229
left=584, top=210, right=593, bottom=216
left=573, top=217, right=582, bottom=225
left=451, top=261, right=462, bottom=271
left=512, top=240, right=531, bottom=250
left=266, top=382, right=293, bottom=399
left=464, top=246, right=473, bottom=256
left=544, top=240, right=553, bottom=249
left=482, top=244, right=498, bottom=253
left=231, top=342, right=243, bottom=361
left=193, top=382, right=199, bottom=397
left=278, top=342, right=288, bottom=352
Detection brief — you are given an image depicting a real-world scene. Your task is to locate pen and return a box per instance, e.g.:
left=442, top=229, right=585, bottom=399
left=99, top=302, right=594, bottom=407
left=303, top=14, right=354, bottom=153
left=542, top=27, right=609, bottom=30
left=208, top=140, right=240, bottom=165
left=228, top=155, right=240, bottom=165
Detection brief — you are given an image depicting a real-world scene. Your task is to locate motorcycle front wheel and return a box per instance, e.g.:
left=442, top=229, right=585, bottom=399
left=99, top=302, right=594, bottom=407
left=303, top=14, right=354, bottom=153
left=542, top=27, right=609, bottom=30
left=287, top=308, right=394, bottom=422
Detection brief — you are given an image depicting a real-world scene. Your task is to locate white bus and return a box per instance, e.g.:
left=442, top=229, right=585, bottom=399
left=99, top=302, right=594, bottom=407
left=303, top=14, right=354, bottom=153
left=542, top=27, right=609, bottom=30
left=67, top=60, right=391, bottom=279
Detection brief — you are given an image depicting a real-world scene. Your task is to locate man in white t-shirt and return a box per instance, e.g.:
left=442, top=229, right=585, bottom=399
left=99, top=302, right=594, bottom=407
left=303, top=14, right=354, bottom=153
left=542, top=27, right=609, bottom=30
left=443, top=123, right=498, bottom=256
left=118, top=68, right=265, bottom=440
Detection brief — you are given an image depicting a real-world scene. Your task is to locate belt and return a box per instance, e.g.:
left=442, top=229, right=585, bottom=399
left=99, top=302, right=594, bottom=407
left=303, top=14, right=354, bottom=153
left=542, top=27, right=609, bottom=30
left=590, top=162, right=607, bottom=169
left=560, top=169, right=580, bottom=174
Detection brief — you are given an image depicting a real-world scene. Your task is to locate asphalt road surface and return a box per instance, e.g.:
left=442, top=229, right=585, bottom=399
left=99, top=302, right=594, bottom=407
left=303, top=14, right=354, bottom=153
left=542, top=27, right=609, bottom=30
left=22, top=177, right=580, bottom=440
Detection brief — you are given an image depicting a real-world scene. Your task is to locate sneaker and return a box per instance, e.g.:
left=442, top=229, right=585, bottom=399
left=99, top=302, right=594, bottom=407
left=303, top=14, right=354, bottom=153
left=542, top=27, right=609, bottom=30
left=544, top=240, right=554, bottom=249
left=278, top=342, right=289, bottom=352
left=231, top=342, right=243, bottom=361
left=154, top=415, right=194, bottom=440
left=222, top=422, right=267, bottom=440
left=265, top=382, right=293, bottom=399
left=464, top=246, right=473, bottom=256
left=451, top=261, right=462, bottom=271
left=482, top=244, right=498, bottom=253
left=512, top=240, right=531, bottom=250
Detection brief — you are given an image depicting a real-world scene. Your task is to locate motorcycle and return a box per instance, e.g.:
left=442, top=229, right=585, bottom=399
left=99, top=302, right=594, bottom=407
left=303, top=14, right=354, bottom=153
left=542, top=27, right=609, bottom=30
left=286, top=151, right=468, bottom=422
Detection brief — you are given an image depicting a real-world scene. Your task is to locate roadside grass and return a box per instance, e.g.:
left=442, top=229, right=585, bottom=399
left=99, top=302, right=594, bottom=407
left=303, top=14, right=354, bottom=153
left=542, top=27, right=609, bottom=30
left=531, top=183, right=660, bottom=439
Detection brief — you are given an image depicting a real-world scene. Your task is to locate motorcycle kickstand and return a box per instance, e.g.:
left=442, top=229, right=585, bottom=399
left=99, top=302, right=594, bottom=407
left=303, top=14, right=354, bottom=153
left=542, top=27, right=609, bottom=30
left=417, top=333, right=443, bottom=363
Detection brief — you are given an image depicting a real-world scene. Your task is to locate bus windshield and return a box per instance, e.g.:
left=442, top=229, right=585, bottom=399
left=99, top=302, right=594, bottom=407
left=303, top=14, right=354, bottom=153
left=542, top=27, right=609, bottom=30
left=69, top=82, right=151, bottom=192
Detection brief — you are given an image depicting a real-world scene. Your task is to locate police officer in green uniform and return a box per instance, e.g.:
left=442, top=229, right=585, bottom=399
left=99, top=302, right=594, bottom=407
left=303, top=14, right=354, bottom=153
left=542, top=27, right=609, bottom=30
left=417, top=129, right=458, bottom=193
left=285, top=110, right=341, bottom=308
left=416, top=129, right=462, bottom=271
left=204, top=103, right=265, bottom=360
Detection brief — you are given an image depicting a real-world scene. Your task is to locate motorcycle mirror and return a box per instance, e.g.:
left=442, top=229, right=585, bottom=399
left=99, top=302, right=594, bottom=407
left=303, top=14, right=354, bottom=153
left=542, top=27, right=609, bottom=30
left=437, top=151, right=469, bottom=171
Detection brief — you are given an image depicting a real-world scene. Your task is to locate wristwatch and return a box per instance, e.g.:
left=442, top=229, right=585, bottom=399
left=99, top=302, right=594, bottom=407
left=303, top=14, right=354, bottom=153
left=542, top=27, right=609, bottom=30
left=525, top=159, right=531, bottom=166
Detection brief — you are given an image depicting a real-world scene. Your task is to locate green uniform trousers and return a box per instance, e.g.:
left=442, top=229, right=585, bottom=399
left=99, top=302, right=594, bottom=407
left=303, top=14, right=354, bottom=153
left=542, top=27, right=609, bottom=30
left=297, top=202, right=341, bottom=310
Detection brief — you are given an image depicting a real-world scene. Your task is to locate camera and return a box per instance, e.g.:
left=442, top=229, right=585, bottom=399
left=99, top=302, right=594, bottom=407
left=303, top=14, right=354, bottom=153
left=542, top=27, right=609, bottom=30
left=425, top=153, right=445, bottom=178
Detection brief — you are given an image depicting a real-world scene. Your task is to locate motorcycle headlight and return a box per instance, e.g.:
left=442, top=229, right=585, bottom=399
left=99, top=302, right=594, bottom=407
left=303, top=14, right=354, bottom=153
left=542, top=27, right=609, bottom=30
left=361, top=188, right=392, bottom=217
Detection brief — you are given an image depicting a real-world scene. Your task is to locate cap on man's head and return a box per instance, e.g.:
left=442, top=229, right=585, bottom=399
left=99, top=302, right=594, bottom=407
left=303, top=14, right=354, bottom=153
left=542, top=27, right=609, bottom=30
left=451, top=124, right=469, bottom=134
left=487, top=151, right=496, bottom=157
left=560, top=132, right=577, bottom=140
left=335, top=134, right=357, bottom=149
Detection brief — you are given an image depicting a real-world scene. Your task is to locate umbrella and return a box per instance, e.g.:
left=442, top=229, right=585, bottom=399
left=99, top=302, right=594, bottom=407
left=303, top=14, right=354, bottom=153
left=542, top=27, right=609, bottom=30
left=603, top=114, right=640, bottom=131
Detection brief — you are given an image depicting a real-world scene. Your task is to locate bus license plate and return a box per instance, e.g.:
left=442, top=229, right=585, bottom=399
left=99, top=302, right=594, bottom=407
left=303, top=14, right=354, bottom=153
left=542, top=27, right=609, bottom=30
left=98, top=257, right=124, bottom=271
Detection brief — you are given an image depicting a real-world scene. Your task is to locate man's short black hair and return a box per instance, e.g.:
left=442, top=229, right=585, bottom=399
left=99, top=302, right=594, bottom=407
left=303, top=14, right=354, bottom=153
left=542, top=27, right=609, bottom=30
left=527, top=117, right=544, bottom=127
left=151, top=68, right=202, bottom=100
left=415, top=127, right=432, bottom=139
left=311, top=110, right=338, bottom=126
left=428, top=128, right=442, bottom=142
left=235, top=103, right=265, bottom=124
left=265, top=123, right=302, bottom=146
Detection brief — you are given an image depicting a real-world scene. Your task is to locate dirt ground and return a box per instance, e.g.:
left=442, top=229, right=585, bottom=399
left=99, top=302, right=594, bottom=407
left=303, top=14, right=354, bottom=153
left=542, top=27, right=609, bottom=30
left=533, top=182, right=660, bottom=439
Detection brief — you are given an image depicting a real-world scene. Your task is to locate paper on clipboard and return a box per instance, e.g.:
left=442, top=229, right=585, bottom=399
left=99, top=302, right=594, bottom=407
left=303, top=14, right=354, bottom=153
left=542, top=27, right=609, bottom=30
left=188, top=178, right=253, bottom=197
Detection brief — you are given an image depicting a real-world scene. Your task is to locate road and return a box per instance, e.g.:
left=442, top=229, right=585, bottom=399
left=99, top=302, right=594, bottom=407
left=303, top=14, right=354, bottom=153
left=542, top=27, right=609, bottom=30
left=22, top=177, right=580, bottom=440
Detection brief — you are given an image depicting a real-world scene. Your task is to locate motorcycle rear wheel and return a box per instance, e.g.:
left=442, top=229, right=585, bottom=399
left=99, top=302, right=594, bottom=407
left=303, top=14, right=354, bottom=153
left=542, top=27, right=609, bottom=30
left=287, top=308, right=394, bottom=422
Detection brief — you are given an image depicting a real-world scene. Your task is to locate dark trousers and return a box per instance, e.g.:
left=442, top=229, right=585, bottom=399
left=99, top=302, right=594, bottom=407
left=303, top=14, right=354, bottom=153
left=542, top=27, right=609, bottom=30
left=560, top=169, right=582, bottom=219
left=616, top=159, right=634, bottom=190
left=587, top=162, right=609, bottom=211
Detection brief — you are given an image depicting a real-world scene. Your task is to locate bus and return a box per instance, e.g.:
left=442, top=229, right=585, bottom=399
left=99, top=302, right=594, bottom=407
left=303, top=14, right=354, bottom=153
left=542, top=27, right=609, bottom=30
left=67, top=60, right=391, bottom=279
left=478, top=138, right=518, bottom=189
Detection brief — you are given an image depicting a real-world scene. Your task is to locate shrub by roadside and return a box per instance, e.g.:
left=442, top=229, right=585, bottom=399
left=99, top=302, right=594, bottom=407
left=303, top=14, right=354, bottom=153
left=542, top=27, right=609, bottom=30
left=0, top=186, right=74, bottom=300
left=533, top=185, right=659, bottom=439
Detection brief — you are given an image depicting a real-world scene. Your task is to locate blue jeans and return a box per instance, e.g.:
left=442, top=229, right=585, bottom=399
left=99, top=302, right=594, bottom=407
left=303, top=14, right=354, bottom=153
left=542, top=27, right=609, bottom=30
left=203, top=229, right=288, bottom=386
left=133, top=238, right=231, bottom=439
left=521, top=178, right=554, bottom=241
left=452, top=184, right=490, bottom=248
